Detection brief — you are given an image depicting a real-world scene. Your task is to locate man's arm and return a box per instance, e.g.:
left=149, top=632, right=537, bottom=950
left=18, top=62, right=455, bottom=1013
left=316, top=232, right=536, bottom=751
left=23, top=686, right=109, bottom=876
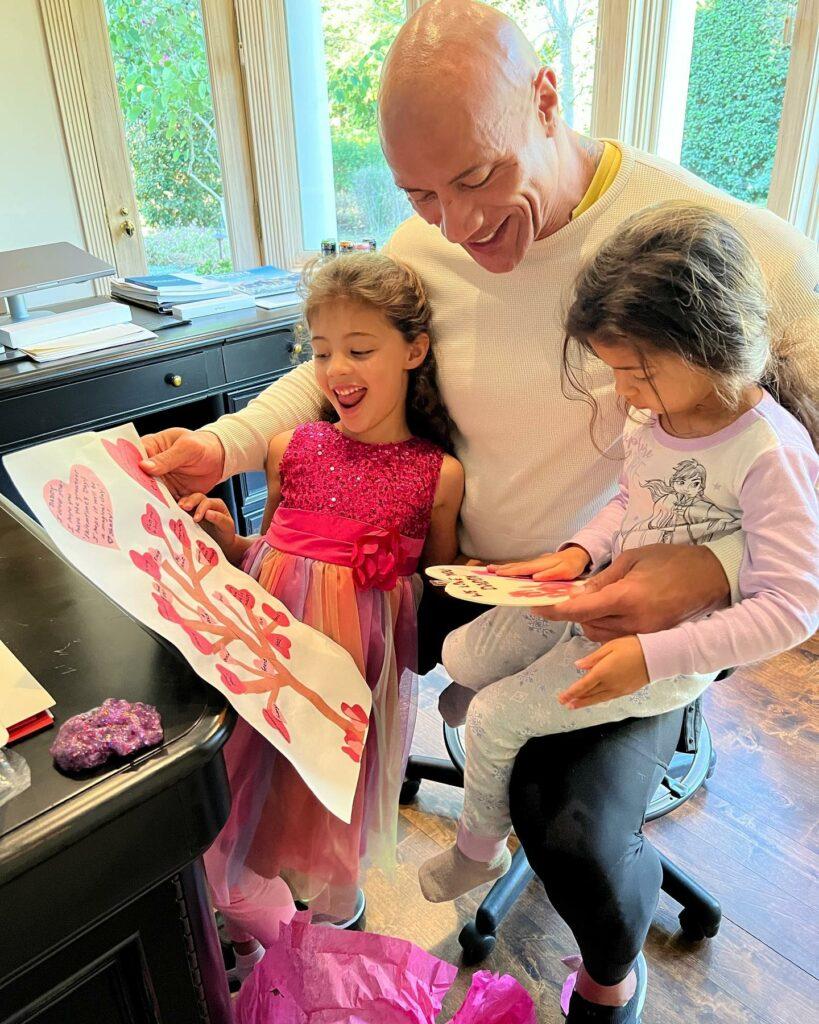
left=534, top=543, right=730, bottom=642
left=141, top=359, right=325, bottom=496
left=205, top=359, right=325, bottom=479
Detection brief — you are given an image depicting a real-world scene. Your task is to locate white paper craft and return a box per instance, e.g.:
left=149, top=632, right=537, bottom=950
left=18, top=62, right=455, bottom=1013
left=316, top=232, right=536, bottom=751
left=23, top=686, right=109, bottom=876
left=425, top=564, right=584, bottom=607
left=0, top=640, right=56, bottom=733
left=4, top=425, right=371, bottom=823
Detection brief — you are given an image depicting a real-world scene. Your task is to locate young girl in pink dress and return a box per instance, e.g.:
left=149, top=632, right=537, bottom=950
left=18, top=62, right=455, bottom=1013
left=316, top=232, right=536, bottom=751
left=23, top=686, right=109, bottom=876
left=182, top=253, right=463, bottom=974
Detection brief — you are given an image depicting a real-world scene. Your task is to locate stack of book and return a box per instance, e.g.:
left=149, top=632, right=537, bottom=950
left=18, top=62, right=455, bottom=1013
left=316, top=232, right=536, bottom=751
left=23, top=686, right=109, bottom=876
left=0, top=302, right=156, bottom=363
left=215, top=264, right=301, bottom=298
left=111, top=272, right=255, bottom=318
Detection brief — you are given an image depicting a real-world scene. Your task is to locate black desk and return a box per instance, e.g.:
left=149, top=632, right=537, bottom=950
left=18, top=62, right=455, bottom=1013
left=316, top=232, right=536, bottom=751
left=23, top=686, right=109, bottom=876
left=0, top=299, right=305, bottom=534
left=0, top=500, right=234, bottom=1024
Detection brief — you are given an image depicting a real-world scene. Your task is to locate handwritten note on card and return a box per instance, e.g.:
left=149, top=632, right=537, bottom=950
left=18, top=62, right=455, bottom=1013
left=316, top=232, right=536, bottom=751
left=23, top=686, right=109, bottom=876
left=425, top=565, right=583, bottom=607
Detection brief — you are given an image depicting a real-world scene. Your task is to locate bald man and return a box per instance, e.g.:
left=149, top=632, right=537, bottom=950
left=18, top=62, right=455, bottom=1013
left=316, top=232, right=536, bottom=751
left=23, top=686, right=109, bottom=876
left=141, top=3, right=817, bottom=1019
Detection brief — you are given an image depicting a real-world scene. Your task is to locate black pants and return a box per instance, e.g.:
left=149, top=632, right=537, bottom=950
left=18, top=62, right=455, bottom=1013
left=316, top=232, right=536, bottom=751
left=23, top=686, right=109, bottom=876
left=418, top=583, right=683, bottom=986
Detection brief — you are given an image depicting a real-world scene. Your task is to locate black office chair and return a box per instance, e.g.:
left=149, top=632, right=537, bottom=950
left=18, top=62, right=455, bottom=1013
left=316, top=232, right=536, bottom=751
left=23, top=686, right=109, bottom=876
left=401, top=681, right=726, bottom=965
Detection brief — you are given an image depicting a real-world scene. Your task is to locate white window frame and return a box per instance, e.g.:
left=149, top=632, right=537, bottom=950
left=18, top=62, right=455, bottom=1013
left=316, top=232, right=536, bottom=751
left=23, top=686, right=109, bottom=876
left=768, top=1, right=819, bottom=239
left=41, top=0, right=263, bottom=276
left=599, top=0, right=819, bottom=239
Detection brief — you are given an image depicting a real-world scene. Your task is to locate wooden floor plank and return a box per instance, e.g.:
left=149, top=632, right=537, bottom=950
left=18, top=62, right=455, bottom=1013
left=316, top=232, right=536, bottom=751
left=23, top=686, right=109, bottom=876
left=653, top=788, right=819, bottom=909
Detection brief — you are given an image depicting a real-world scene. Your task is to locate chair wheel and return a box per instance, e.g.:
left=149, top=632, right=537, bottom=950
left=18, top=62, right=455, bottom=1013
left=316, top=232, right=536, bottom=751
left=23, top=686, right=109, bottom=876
left=679, top=906, right=720, bottom=941
left=459, top=921, right=496, bottom=965
left=399, top=778, right=421, bottom=804
left=706, top=749, right=717, bottom=780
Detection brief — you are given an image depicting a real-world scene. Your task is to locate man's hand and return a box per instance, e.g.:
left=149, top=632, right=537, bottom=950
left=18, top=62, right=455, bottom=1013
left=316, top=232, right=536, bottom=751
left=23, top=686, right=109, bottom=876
left=558, top=636, right=648, bottom=709
left=533, top=544, right=730, bottom=642
left=490, top=544, right=590, bottom=581
left=140, top=428, right=225, bottom=499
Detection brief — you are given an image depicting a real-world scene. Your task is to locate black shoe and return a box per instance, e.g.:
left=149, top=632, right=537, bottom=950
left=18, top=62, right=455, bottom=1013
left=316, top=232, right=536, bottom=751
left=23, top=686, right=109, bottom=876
left=566, top=953, right=647, bottom=1023
left=312, top=888, right=366, bottom=930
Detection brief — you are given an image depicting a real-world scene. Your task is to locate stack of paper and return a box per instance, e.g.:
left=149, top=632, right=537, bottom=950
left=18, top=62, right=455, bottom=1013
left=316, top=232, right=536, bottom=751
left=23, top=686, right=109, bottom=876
left=0, top=301, right=156, bottom=362
left=21, top=322, right=156, bottom=362
left=111, top=272, right=233, bottom=312
left=0, top=301, right=132, bottom=350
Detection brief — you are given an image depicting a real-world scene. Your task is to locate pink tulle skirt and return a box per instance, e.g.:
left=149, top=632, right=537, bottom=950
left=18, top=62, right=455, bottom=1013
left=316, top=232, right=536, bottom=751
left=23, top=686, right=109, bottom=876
left=205, top=539, right=419, bottom=931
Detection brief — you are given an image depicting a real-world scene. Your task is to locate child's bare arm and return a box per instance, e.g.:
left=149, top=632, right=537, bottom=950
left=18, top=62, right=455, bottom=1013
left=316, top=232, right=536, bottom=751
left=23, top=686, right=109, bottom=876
left=421, top=455, right=465, bottom=569
left=260, top=431, right=294, bottom=534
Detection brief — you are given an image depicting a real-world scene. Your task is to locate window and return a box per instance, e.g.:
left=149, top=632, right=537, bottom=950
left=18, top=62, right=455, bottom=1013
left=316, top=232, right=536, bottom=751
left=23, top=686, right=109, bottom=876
left=286, top=0, right=411, bottom=251
left=678, top=0, right=798, bottom=206
left=286, top=0, right=601, bottom=253
left=487, top=1, right=600, bottom=134
left=105, top=0, right=234, bottom=274
left=43, top=0, right=815, bottom=280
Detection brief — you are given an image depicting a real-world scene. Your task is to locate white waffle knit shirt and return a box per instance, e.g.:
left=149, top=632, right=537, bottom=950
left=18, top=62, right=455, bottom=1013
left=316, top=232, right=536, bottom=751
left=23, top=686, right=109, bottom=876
left=207, top=143, right=818, bottom=567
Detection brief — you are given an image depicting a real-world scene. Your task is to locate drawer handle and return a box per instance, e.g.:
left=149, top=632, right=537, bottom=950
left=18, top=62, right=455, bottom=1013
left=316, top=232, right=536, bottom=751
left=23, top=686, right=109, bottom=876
left=165, top=373, right=184, bottom=388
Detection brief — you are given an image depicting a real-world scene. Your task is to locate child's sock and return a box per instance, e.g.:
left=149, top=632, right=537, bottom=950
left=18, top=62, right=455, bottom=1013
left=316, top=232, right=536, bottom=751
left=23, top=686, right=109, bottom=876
left=227, top=941, right=265, bottom=986
left=437, top=681, right=476, bottom=727
left=419, top=842, right=511, bottom=902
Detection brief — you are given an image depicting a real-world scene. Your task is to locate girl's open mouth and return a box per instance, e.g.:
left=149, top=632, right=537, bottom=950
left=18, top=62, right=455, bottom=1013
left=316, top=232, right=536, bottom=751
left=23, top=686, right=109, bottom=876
left=334, top=385, right=367, bottom=410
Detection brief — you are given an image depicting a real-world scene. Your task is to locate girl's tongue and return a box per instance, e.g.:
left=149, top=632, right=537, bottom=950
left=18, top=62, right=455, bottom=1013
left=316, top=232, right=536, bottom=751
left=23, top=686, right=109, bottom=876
left=335, top=385, right=367, bottom=410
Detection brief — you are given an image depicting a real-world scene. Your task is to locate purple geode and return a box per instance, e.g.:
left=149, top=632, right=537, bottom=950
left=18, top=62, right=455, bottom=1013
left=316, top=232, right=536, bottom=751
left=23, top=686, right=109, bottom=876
left=50, top=698, right=163, bottom=772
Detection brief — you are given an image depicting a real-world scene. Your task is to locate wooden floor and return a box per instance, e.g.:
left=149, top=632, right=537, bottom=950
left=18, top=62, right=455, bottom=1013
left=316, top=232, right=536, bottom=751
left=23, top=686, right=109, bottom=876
left=363, top=634, right=818, bottom=1023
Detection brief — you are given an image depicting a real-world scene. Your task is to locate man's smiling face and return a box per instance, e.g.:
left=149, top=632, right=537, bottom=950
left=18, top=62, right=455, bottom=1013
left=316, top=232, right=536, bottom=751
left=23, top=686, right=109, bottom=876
left=381, top=68, right=561, bottom=274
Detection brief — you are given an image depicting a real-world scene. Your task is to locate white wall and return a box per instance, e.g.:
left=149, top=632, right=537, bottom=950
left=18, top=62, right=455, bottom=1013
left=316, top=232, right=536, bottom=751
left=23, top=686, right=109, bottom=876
left=0, top=0, right=92, bottom=307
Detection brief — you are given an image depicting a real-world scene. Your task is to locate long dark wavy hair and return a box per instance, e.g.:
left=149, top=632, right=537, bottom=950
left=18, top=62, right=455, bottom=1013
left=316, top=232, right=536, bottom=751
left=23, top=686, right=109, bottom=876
left=298, top=252, right=457, bottom=453
left=562, top=202, right=819, bottom=448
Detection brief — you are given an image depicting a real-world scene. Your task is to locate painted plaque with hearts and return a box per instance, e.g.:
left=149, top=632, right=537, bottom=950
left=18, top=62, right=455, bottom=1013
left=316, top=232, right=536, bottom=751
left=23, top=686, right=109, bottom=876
left=5, top=425, right=370, bottom=824
left=425, top=564, right=583, bottom=607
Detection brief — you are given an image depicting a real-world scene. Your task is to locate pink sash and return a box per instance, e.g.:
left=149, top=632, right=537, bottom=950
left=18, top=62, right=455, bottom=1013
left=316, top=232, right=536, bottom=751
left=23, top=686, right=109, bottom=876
left=263, top=507, right=424, bottom=591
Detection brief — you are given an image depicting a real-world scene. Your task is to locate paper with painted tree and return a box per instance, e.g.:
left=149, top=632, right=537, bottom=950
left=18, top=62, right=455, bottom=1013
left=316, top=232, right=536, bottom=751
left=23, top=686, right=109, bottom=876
left=3, top=425, right=371, bottom=822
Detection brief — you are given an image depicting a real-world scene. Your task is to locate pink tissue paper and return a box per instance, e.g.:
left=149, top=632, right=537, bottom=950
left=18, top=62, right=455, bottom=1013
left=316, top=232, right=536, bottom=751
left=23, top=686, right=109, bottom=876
left=450, top=970, right=537, bottom=1024
left=235, top=920, right=536, bottom=1024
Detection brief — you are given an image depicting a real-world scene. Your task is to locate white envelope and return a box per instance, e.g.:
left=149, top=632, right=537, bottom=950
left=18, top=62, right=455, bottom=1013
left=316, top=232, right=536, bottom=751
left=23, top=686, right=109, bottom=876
left=0, top=640, right=56, bottom=729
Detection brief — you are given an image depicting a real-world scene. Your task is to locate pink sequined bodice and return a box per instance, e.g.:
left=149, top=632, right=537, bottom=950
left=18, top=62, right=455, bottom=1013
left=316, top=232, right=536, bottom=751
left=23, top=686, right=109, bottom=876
left=279, top=422, right=444, bottom=540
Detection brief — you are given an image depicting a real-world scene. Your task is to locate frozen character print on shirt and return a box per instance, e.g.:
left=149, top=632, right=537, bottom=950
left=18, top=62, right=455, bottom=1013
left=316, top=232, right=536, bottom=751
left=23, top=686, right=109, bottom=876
left=619, top=458, right=742, bottom=548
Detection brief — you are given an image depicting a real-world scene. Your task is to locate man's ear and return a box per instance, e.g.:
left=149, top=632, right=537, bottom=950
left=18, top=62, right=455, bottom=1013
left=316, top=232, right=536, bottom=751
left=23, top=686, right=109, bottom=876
left=534, top=67, right=559, bottom=131
left=406, top=332, right=430, bottom=370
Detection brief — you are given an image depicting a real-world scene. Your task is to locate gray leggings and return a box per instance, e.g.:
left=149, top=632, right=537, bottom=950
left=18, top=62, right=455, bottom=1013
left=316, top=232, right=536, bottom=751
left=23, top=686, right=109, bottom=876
left=443, top=606, right=707, bottom=842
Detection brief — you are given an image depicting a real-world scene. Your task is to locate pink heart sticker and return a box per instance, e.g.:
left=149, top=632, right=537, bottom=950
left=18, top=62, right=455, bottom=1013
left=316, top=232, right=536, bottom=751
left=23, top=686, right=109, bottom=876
left=44, top=465, right=118, bottom=549
left=102, top=437, right=169, bottom=506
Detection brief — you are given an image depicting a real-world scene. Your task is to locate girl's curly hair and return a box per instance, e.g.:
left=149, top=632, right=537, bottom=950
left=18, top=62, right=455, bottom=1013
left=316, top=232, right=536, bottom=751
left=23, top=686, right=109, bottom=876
left=298, top=252, right=457, bottom=453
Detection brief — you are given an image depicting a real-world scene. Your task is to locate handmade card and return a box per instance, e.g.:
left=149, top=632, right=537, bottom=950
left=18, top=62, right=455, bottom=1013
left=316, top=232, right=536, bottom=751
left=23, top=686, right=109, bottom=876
left=4, top=424, right=371, bottom=823
left=425, top=565, right=583, bottom=607
left=0, top=639, right=56, bottom=744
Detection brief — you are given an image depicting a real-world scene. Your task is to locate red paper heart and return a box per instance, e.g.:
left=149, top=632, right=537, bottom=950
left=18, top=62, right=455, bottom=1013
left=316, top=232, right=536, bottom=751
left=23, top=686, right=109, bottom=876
left=103, top=437, right=169, bottom=506
left=43, top=465, right=118, bottom=549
